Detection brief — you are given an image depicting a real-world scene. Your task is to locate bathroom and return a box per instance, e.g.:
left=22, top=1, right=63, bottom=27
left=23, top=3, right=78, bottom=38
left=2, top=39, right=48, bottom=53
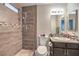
left=0, top=3, right=79, bottom=56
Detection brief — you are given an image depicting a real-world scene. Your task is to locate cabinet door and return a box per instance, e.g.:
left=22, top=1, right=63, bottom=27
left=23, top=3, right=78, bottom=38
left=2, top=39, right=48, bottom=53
left=54, top=42, right=65, bottom=48
left=67, top=43, right=79, bottom=49
left=67, top=49, right=79, bottom=56
left=53, top=48, right=66, bottom=56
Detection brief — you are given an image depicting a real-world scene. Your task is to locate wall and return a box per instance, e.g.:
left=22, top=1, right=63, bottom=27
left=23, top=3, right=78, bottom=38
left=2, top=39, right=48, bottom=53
left=76, top=10, right=79, bottom=32
left=0, top=4, right=22, bottom=56
left=22, top=5, right=37, bottom=50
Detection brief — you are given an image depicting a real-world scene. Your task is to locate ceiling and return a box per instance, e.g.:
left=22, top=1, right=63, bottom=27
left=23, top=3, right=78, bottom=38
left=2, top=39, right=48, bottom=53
left=14, top=3, right=49, bottom=8
left=14, top=3, right=79, bottom=9
left=14, top=3, right=36, bottom=8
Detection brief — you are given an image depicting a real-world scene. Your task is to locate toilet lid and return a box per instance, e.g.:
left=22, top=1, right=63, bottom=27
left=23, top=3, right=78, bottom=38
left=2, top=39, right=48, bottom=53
left=37, top=46, right=47, bottom=54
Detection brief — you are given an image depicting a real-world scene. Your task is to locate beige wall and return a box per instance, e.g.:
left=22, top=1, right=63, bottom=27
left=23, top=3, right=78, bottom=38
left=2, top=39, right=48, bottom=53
left=0, top=4, right=22, bottom=55
left=37, top=5, right=50, bottom=35
left=78, top=10, right=79, bottom=32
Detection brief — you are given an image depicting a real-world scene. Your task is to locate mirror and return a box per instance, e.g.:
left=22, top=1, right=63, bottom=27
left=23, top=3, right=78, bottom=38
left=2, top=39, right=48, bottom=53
left=50, top=8, right=65, bottom=34
left=67, top=3, right=79, bottom=32
left=68, top=10, right=76, bottom=31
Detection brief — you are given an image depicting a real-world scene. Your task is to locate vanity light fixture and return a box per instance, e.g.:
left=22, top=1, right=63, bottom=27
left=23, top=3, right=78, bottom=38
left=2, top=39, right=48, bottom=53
left=50, top=8, right=64, bottom=15
left=4, top=3, right=18, bottom=13
left=68, top=10, right=76, bottom=14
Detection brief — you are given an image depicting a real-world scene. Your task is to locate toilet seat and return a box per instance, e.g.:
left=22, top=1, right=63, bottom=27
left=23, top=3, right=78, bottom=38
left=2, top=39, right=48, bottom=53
left=37, top=46, right=47, bottom=55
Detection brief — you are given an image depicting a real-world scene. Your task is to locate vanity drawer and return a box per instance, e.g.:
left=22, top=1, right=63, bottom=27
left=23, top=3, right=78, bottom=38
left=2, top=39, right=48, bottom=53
left=53, top=42, right=65, bottom=48
left=53, top=48, right=66, bottom=56
left=67, top=43, right=79, bottom=49
left=67, top=49, right=79, bottom=56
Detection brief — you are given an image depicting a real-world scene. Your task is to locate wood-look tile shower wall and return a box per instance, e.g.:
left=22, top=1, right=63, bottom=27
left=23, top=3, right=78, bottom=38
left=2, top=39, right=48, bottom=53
left=22, top=5, right=37, bottom=50
left=0, top=4, right=22, bottom=56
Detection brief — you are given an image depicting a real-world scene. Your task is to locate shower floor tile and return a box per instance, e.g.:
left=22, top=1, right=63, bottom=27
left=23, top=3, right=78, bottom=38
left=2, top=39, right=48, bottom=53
left=15, top=49, right=33, bottom=56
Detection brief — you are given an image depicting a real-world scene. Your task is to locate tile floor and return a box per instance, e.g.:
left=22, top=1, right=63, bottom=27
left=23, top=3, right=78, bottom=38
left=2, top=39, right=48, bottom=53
left=15, top=49, right=33, bottom=56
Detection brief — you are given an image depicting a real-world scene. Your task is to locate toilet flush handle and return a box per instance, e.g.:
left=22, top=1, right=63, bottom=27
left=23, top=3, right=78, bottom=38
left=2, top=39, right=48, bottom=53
left=48, top=42, right=52, bottom=47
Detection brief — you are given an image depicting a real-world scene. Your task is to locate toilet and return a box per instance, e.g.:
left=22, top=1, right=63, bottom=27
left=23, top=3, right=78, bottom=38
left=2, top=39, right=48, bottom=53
left=35, top=34, right=49, bottom=56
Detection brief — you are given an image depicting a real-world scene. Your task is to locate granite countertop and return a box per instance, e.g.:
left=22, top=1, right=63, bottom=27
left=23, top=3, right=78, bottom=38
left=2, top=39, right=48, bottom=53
left=50, top=37, right=79, bottom=44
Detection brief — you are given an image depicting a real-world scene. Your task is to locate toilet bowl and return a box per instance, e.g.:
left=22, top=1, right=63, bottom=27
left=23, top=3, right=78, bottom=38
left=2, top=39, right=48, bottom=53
left=35, top=35, right=49, bottom=56
left=36, top=46, right=47, bottom=56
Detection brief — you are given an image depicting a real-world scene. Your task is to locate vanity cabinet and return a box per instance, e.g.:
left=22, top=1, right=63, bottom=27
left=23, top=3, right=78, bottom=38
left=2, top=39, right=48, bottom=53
left=50, top=41, right=79, bottom=56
